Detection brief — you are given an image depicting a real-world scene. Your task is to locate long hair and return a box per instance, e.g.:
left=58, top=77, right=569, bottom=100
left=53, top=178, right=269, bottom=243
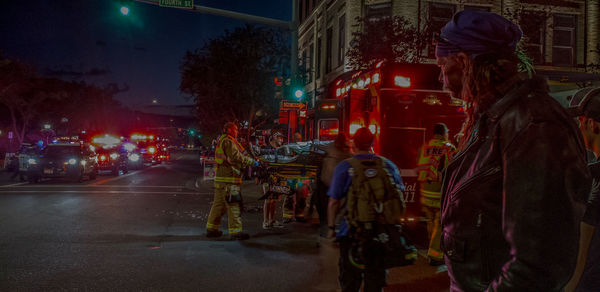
left=457, top=51, right=520, bottom=149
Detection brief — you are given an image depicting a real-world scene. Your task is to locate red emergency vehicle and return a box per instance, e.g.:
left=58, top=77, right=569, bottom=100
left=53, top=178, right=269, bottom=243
left=310, top=62, right=466, bottom=222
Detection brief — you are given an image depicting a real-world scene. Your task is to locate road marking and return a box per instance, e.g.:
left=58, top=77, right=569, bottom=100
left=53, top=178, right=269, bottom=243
left=90, top=167, right=152, bottom=185
left=0, top=190, right=212, bottom=195
left=0, top=182, right=28, bottom=187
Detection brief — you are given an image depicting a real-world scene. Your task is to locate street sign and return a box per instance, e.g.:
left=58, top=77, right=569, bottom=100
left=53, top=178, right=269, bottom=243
left=280, top=101, right=305, bottom=110
left=159, top=0, right=194, bottom=9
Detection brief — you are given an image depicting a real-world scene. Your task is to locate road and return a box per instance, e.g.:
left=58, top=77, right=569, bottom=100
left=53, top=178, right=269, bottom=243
left=0, top=150, right=449, bottom=291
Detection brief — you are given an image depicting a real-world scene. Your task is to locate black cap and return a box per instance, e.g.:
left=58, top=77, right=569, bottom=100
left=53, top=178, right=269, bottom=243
left=434, top=123, right=449, bottom=135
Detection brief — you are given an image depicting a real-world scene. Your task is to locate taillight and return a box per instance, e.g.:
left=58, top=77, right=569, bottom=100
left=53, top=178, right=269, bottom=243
left=372, top=73, right=380, bottom=83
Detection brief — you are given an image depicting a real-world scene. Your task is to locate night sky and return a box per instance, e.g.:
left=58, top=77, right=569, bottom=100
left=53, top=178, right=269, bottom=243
left=0, top=0, right=292, bottom=107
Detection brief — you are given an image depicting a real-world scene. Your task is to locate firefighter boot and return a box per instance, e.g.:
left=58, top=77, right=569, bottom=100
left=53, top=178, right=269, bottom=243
left=230, top=232, right=250, bottom=240
left=206, top=230, right=223, bottom=238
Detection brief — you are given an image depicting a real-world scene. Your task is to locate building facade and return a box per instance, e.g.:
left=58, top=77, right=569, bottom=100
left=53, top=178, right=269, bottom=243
left=297, top=0, right=600, bottom=105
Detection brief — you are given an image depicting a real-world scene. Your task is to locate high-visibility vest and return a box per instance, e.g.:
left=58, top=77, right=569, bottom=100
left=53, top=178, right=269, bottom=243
left=416, top=138, right=456, bottom=191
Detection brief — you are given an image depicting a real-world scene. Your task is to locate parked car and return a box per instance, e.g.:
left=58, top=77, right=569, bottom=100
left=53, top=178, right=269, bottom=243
left=27, top=143, right=98, bottom=183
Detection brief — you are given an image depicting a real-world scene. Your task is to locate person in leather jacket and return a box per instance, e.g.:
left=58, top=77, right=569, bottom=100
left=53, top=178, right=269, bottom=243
left=435, top=10, right=591, bottom=291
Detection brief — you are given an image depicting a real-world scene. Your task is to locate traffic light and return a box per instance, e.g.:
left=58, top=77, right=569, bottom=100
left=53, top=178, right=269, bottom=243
left=188, top=128, right=196, bottom=136
left=294, top=89, right=304, bottom=100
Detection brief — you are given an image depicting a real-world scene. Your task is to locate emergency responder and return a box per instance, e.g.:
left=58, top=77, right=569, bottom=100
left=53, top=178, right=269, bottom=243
left=206, top=122, right=257, bottom=240
left=436, top=10, right=590, bottom=291
left=327, top=127, right=404, bottom=291
left=416, top=123, right=456, bottom=266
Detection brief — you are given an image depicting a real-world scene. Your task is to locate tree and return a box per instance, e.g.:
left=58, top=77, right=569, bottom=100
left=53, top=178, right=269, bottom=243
left=0, top=57, right=68, bottom=147
left=346, top=16, right=431, bottom=70
left=179, top=24, right=289, bottom=138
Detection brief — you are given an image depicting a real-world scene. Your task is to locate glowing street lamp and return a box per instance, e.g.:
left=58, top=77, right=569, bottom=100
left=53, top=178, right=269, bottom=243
left=120, top=6, right=130, bottom=16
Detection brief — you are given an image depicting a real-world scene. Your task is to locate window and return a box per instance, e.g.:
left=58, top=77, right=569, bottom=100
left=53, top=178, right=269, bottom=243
left=305, top=0, right=310, bottom=19
left=326, top=27, right=333, bottom=73
left=302, top=49, right=307, bottom=84
left=521, top=10, right=546, bottom=64
left=464, top=5, right=490, bottom=12
left=338, top=14, right=346, bottom=67
left=428, top=3, right=456, bottom=57
left=553, top=14, right=577, bottom=66
left=365, top=3, right=392, bottom=21
left=316, top=37, right=322, bottom=78
left=309, top=43, right=314, bottom=82
left=299, top=0, right=304, bottom=22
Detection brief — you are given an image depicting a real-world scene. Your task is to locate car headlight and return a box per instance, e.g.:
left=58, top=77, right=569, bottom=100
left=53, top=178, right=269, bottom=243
left=80, top=160, right=87, bottom=166
left=68, top=158, right=77, bottom=165
left=28, top=158, right=37, bottom=165
left=110, top=153, right=118, bottom=160
left=129, top=153, right=140, bottom=162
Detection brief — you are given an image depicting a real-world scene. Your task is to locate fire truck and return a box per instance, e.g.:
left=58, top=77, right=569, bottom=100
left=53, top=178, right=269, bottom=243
left=308, top=62, right=466, bottom=224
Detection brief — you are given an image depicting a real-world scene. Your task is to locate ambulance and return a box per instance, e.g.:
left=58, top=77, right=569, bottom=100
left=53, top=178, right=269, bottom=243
left=309, top=62, right=467, bottom=223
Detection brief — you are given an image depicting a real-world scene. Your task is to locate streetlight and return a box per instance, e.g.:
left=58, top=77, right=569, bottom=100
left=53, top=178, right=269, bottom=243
left=120, top=6, right=130, bottom=16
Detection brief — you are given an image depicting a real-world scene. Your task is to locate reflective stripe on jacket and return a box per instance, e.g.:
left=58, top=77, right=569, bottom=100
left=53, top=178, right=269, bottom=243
left=214, top=134, right=254, bottom=185
left=416, top=138, right=456, bottom=184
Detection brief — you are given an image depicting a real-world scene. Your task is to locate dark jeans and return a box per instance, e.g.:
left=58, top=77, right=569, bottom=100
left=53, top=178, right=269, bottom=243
left=338, top=237, right=386, bottom=292
left=577, top=226, right=600, bottom=292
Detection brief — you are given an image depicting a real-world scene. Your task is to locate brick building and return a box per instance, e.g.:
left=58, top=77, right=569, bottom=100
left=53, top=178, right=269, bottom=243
left=297, top=0, right=600, bottom=106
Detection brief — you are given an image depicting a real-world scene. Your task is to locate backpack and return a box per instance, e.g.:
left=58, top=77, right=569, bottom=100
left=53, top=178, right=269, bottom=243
left=345, top=157, right=417, bottom=269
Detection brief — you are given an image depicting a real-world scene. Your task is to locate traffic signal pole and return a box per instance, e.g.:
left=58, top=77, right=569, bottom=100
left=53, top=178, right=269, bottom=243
left=132, top=0, right=298, bottom=80
left=133, top=0, right=300, bottom=140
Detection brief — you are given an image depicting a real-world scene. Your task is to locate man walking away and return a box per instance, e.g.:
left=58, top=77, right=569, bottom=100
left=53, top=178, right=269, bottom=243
left=327, top=127, right=404, bottom=292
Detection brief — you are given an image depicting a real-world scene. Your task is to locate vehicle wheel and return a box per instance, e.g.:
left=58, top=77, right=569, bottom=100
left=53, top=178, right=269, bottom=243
left=89, top=168, right=97, bottom=180
left=75, top=169, right=84, bottom=183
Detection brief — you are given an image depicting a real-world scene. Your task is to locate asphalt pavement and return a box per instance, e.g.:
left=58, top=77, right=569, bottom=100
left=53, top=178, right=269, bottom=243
left=0, top=150, right=449, bottom=291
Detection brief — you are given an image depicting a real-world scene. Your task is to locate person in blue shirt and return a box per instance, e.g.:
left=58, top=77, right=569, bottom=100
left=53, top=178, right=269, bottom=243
left=327, top=127, right=404, bottom=292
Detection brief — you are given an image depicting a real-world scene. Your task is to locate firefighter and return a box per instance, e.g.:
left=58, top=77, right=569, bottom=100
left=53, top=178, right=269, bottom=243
left=206, top=122, right=257, bottom=240
left=416, top=123, right=456, bottom=266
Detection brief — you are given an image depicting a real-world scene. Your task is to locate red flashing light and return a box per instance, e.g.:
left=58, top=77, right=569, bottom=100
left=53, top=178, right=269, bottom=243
left=321, top=104, right=336, bottom=110
left=394, top=76, right=411, bottom=88
left=335, top=80, right=342, bottom=86
left=148, top=146, right=156, bottom=154
left=375, top=60, right=384, bottom=68
left=349, top=123, right=361, bottom=135
left=373, top=73, right=380, bottom=83
left=336, top=88, right=341, bottom=97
